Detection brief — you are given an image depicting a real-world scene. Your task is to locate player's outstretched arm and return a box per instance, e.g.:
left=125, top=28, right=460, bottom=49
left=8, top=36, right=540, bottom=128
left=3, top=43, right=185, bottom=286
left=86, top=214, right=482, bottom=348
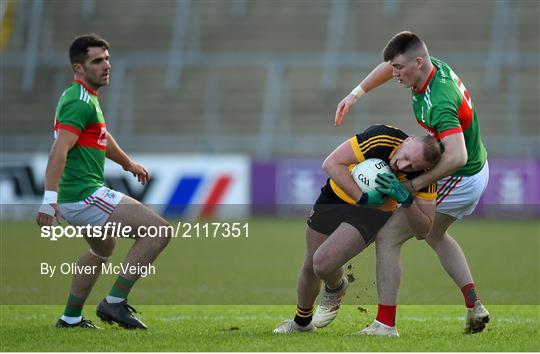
left=408, top=133, right=467, bottom=192
left=106, top=132, right=150, bottom=185
left=334, top=62, right=393, bottom=126
left=36, top=130, right=78, bottom=227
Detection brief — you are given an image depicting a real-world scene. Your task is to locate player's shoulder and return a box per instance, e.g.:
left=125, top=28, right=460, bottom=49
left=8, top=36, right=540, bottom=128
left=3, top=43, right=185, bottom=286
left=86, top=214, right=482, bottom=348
left=55, top=84, right=94, bottom=122
left=59, top=82, right=93, bottom=106
left=430, top=57, right=460, bottom=93
left=358, top=124, right=408, bottom=140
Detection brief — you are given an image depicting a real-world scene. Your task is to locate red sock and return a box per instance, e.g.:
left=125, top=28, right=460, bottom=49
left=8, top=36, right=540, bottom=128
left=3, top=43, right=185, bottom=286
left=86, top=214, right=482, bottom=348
left=376, top=304, right=397, bottom=327
left=461, top=283, right=479, bottom=308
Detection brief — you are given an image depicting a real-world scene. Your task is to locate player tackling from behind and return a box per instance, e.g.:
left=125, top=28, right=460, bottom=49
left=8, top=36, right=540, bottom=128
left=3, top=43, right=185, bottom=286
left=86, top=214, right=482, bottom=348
left=36, top=34, right=171, bottom=329
left=274, top=124, right=441, bottom=336
left=335, top=31, right=490, bottom=334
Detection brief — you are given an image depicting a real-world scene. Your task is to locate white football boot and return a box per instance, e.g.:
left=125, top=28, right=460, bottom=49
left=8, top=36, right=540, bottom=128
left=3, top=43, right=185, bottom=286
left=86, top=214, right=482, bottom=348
left=355, top=320, right=399, bottom=337
left=464, top=300, right=490, bottom=334
left=273, top=320, right=316, bottom=334
left=312, top=276, right=349, bottom=328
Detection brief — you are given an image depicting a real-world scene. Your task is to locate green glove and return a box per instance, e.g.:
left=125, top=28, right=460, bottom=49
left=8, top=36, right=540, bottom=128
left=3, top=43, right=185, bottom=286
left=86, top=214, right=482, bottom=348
left=357, top=189, right=385, bottom=207
left=375, top=173, right=414, bottom=207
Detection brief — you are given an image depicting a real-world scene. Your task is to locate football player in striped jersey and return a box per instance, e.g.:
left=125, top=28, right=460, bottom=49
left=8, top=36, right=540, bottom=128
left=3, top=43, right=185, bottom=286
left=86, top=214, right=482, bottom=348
left=273, top=124, right=441, bottom=335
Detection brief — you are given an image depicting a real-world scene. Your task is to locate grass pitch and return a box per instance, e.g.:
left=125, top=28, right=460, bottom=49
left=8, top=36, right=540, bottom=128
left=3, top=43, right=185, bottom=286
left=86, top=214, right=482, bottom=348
left=1, top=218, right=539, bottom=351
left=1, top=305, right=539, bottom=351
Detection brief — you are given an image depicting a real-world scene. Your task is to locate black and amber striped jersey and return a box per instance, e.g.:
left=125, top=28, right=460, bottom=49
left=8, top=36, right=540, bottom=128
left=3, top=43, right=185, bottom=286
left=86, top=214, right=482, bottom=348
left=328, top=124, right=437, bottom=209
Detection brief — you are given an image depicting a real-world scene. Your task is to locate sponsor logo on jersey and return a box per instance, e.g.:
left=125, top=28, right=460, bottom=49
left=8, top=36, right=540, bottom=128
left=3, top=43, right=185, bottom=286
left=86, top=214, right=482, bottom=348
left=98, top=127, right=107, bottom=146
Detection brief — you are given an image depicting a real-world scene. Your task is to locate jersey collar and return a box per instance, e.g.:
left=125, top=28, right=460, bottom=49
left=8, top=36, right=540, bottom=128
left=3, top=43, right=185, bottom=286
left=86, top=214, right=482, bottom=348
left=413, top=66, right=437, bottom=94
left=74, top=80, right=98, bottom=96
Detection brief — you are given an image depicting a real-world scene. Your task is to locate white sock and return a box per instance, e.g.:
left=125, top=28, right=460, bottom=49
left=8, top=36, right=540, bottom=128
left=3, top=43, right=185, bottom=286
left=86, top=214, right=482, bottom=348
left=61, top=315, right=82, bottom=324
left=106, top=295, right=124, bottom=304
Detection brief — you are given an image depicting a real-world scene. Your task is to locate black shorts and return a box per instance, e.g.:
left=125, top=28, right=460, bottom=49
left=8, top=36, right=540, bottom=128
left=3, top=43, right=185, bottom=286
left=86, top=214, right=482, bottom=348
left=307, top=183, right=393, bottom=244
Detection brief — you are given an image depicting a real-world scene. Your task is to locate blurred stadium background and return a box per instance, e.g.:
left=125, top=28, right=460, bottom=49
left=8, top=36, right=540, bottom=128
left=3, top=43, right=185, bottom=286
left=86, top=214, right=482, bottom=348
left=1, top=0, right=539, bottom=218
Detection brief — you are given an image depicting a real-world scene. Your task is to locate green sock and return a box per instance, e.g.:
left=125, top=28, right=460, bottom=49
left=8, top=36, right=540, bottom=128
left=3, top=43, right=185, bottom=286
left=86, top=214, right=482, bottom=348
left=63, top=293, right=85, bottom=317
left=108, top=275, right=135, bottom=299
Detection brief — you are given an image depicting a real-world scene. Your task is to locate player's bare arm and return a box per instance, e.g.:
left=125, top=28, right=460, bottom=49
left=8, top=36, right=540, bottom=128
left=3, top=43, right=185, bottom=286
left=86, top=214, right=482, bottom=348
left=321, top=140, right=364, bottom=202
left=36, top=129, right=79, bottom=227
left=375, top=172, right=435, bottom=238
left=334, top=62, right=393, bottom=126
left=408, top=133, right=468, bottom=192
left=106, top=132, right=149, bottom=185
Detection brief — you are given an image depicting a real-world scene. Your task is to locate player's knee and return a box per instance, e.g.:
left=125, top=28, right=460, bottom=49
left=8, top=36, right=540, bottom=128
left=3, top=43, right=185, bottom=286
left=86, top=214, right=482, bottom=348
left=312, top=253, right=336, bottom=279
left=158, top=234, right=171, bottom=251
left=160, top=220, right=173, bottom=246
left=90, top=244, right=115, bottom=261
left=103, top=237, right=117, bottom=256
left=148, top=220, right=172, bottom=251
left=425, top=230, right=445, bottom=248
left=302, top=255, right=315, bottom=275
left=90, top=237, right=116, bottom=259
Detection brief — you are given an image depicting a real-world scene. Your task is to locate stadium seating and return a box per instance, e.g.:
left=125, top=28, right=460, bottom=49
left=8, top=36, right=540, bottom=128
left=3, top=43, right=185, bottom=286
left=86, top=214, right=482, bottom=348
left=1, top=0, right=538, bottom=156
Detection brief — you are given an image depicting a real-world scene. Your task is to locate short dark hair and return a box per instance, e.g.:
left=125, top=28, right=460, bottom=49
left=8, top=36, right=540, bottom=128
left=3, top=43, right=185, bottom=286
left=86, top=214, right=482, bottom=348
left=69, top=33, right=110, bottom=65
left=421, top=135, right=442, bottom=167
left=382, top=31, right=425, bottom=62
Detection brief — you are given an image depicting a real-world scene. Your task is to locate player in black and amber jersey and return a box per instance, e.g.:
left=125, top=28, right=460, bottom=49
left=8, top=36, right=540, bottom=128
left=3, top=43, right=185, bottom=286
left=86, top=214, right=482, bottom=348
left=273, top=124, right=441, bottom=335
left=327, top=124, right=438, bottom=209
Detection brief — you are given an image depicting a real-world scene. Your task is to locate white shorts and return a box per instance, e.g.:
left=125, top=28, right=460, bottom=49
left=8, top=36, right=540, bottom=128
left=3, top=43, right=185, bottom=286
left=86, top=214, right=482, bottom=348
left=435, top=161, right=489, bottom=219
left=59, top=187, right=125, bottom=227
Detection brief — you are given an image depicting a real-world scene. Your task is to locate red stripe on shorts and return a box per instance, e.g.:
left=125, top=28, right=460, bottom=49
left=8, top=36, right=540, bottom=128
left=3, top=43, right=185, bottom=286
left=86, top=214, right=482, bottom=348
left=437, top=176, right=454, bottom=195
left=436, top=177, right=462, bottom=206
left=94, top=195, right=115, bottom=209
left=85, top=197, right=112, bottom=215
